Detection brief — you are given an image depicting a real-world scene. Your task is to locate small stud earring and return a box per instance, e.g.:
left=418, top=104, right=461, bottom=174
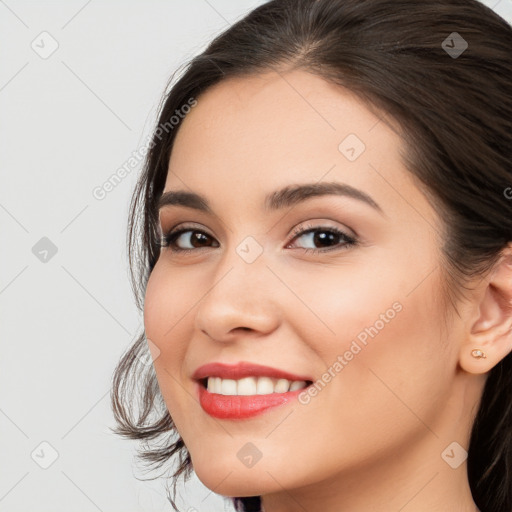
left=471, top=349, right=487, bottom=359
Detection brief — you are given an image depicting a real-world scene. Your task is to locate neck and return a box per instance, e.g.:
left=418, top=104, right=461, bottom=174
left=261, top=427, right=479, bottom=512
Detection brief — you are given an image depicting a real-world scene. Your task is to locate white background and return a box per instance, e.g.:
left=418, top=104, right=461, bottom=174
left=1, top=1, right=511, bottom=511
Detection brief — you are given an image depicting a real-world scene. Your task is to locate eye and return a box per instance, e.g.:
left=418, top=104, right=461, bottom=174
left=158, top=222, right=358, bottom=254
left=286, top=223, right=358, bottom=254
left=158, top=223, right=218, bottom=253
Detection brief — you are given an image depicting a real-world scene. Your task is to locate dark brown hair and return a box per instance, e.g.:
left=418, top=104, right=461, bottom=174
left=110, top=1, right=512, bottom=511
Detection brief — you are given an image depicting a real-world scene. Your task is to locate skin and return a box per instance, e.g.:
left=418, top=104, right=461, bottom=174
left=143, top=68, right=512, bottom=512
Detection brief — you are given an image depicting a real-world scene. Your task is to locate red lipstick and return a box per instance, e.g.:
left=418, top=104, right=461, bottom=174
left=192, top=361, right=313, bottom=382
left=193, top=361, right=313, bottom=420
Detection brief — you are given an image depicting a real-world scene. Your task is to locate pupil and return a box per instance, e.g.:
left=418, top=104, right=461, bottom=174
left=193, top=231, right=209, bottom=247
left=314, top=231, right=336, bottom=248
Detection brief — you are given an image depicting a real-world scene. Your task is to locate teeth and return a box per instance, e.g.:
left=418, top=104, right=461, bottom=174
left=206, top=376, right=309, bottom=395
left=289, top=380, right=307, bottom=391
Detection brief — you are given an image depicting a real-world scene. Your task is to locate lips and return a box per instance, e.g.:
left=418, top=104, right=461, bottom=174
left=197, top=383, right=308, bottom=419
left=192, top=361, right=314, bottom=382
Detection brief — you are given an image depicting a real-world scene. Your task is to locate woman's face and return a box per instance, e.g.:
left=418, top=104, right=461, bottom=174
left=144, top=69, right=467, bottom=499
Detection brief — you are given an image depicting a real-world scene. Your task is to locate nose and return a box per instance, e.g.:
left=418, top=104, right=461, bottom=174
left=194, top=252, right=281, bottom=343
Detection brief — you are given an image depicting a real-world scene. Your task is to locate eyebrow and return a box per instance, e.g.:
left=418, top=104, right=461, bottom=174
left=157, top=181, right=384, bottom=215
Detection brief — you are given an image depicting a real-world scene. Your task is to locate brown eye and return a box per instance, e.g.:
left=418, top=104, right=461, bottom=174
left=287, top=224, right=358, bottom=254
left=160, top=227, right=219, bottom=252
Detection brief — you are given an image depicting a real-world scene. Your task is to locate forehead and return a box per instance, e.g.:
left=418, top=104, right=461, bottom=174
left=168, top=69, right=394, bottom=165
left=163, top=69, right=428, bottom=223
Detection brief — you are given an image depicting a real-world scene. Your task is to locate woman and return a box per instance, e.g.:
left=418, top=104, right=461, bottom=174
left=110, top=1, right=512, bottom=511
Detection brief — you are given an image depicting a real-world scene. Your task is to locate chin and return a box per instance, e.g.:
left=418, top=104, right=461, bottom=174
left=192, top=456, right=282, bottom=497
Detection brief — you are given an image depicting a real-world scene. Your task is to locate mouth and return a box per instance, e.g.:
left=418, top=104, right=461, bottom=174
left=197, top=376, right=314, bottom=396
left=196, top=377, right=315, bottom=420
left=192, top=361, right=315, bottom=418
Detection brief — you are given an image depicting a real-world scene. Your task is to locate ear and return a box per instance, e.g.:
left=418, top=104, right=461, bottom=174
left=459, top=244, right=512, bottom=374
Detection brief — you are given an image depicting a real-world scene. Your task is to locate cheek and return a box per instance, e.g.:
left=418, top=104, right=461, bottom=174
left=143, top=265, right=192, bottom=394
left=289, top=250, right=450, bottom=430
left=143, top=262, right=192, bottom=347
left=143, top=266, right=168, bottom=344
left=315, top=272, right=450, bottom=446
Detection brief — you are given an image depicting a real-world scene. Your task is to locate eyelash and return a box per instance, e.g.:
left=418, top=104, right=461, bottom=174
left=158, top=222, right=358, bottom=255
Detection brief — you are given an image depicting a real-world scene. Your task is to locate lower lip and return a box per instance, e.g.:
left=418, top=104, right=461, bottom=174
left=197, top=381, right=309, bottom=419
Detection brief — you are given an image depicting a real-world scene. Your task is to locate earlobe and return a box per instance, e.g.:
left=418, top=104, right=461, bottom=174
left=459, top=246, right=512, bottom=375
left=459, top=345, right=492, bottom=375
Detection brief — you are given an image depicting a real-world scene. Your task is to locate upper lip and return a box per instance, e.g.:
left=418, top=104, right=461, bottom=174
left=192, top=361, right=313, bottom=382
